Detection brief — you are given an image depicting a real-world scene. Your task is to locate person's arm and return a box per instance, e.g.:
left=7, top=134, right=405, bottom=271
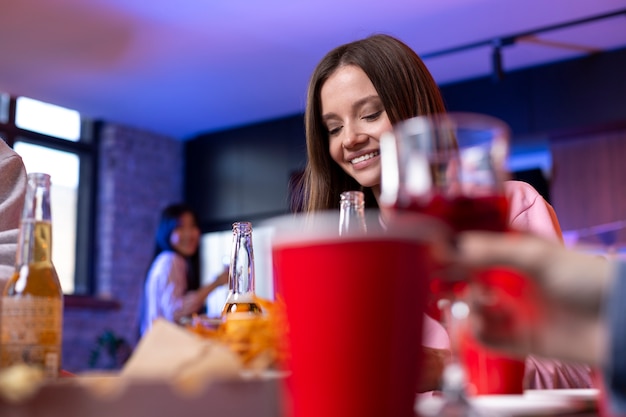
left=161, top=258, right=228, bottom=322
left=145, top=253, right=218, bottom=324
left=173, top=268, right=229, bottom=321
left=418, top=314, right=451, bottom=393
left=455, top=231, right=612, bottom=366
left=0, top=142, right=27, bottom=280
left=419, top=347, right=449, bottom=393
left=452, top=231, right=626, bottom=411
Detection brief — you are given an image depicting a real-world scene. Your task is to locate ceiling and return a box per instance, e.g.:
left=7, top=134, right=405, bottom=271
left=1, top=0, right=625, bottom=140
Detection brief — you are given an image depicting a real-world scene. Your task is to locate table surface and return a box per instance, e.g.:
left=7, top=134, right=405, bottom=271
left=416, top=389, right=601, bottom=417
left=0, top=376, right=601, bottom=417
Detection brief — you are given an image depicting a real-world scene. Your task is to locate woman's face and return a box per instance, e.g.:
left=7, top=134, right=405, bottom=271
left=321, top=65, right=393, bottom=195
left=170, top=212, right=200, bottom=257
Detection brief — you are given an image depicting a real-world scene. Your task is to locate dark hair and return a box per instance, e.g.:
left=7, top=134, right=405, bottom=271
left=298, top=33, right=447, bottom=212
left=151, top=203, right=201, bottom=291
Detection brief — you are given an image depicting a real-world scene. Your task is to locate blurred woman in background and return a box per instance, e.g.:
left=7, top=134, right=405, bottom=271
left=139, top=203, right=228, bottom=336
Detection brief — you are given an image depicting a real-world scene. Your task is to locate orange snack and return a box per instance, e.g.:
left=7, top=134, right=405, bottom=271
left=186, top=296, right=288, bottom=369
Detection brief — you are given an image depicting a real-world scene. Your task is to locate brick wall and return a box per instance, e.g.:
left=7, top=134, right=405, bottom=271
left=62, top=123, right=183, bottom=372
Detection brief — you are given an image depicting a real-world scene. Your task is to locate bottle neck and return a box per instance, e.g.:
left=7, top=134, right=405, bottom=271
left=228, top=222, right=255, bottom=296
left=16, top=173, right=54, bottom=267
left=339, top=191, right=367, bottom=235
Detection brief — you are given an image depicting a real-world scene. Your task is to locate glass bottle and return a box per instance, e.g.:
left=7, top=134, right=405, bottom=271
left=339, top=191, right=367, bottom=235
left=1, top=172, right=63, bottom=378
left=221, top=221, right=262, bottom=316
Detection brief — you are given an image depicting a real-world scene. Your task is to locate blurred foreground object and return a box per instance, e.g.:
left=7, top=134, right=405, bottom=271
left=454, top=231, right=610, bottom=365
left=269, top=211, right=442, bottom=417
left=0, top=364, right=45, bottom=403
left=221, top=222, right=263, bottom=316
left=189, top=297, right=288, bottom=370
left=1, top=173, right=63, bottom=379
left=122, top=319, right=242, bottom=394
left=0, top=319, right=282, bottom=416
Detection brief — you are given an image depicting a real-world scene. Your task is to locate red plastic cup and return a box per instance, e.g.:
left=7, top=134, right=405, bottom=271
left=269, top=212, right=444, bottom=417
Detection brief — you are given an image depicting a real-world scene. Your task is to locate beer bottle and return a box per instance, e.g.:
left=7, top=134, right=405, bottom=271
left=339, top=190, right=367, bottom=236
left=1, top=172, right=63, bottom=378
left=221, top=221, right=262, bottom=316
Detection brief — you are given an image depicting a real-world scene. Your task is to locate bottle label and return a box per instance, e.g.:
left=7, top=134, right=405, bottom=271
left=0, top=297, right=63, bottom=378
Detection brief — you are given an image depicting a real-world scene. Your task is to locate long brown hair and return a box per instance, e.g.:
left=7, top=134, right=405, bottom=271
left=296, top=34, right=447, bottom=213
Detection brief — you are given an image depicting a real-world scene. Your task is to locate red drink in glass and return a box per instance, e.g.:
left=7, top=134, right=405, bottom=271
left=396, top=193, right=527, bottom=395
left=396, top=193, right=509, bottom=311
left=396, top=193, right=509, bottom=233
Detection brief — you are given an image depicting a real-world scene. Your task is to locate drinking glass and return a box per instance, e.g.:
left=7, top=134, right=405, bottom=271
left=380, top=112, right=510, bottom=229
left=380, top=112, right=525, bottom=403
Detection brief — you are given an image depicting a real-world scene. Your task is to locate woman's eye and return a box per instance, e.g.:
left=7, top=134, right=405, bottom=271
left=362, top=110, right=383, bottom=121
left=327, top=126, right=342, bottom=136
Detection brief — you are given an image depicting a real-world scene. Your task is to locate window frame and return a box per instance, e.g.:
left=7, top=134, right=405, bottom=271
left=0, top=95, right=98, bottom=295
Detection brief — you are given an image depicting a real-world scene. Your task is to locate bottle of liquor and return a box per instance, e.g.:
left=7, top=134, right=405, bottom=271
left=221, top=221, right=262, bottom=316
left=1, top=172, right=63, bottom=378
left=339, top=190, right=367, bottom=235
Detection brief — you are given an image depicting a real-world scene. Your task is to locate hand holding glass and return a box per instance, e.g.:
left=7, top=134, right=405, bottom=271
left=380, top=112, right=526, bottom=396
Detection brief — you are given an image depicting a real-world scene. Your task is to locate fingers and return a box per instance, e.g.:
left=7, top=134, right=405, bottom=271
left=464, top=281, right=535, bottom=356
left=435, top=231, right=550, bottom=298
left=456, top=231, right=552, bottom=269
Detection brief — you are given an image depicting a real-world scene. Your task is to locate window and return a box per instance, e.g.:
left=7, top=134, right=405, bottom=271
left=0, top=93, right=96, bottom=295
left=15, top=97, right=81, bottom=142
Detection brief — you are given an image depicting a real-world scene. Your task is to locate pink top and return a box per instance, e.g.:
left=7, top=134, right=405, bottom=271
left=423, top=314, right=450, bottom=349
left=505, top=180, right=564, bottom=244
left=505, top=180, right=593, bottom=390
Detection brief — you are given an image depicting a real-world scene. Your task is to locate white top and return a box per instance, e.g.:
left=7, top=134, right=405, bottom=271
left=140, top=251, right=189, bottom=335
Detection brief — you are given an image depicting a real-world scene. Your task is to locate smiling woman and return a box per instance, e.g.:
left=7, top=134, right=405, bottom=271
left=297, top=34, right=446, bottom=214
left=323, top=68, right=387, bottom=191
left=295, top=34, right=449, bottom=393
left=294, top=33, right=595, bottom=394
